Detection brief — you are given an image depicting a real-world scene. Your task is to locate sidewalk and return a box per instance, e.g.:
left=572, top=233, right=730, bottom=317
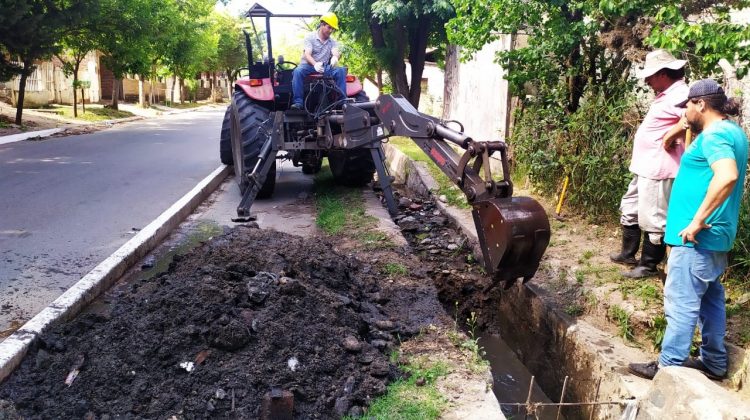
left=0, top=101, right=224, bottom=145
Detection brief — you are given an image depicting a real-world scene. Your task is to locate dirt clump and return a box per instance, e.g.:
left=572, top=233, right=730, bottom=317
left=0, top=226, right=413, bottom=419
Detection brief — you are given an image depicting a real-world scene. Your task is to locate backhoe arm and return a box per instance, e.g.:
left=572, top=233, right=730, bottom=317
left=346, top=94, right=551, bottom=288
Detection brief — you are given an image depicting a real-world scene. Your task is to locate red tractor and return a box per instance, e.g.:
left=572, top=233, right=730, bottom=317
left=220, top=3, right=551, bottom=289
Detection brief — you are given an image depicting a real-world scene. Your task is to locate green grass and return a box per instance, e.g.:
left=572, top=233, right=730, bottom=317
left=578, top=249, right=594, bottom=263
left=388, top=137, right=470, bottom=209
left=164, top=101, right=203, bottom=109
left=313, top=162, right=394, bottom=249
left=618, top=278, right=662, bottom=306
left=647, top=315, right=667, bottom=351
left=384, top=262, right=409, bottom=277
left=608, top=304, right=634, bottom=341
left=353, top=358, right=449, bottom=420
left=565, top=303, right=584, bottom=317
left=52, top=105, right=134, bottom=122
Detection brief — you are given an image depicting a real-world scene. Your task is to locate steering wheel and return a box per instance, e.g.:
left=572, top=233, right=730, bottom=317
left=276, top=61, right=298, bottom=71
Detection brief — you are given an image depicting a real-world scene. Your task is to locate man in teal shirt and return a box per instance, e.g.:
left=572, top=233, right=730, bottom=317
left=629, top=79, right=748, bottom=380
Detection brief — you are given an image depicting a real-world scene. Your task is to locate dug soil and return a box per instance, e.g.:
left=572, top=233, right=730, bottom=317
left=0, top=190, right=494, bottom=419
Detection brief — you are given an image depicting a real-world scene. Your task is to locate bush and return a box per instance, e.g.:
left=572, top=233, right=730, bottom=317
left=510, top=90, right=636, bottom=221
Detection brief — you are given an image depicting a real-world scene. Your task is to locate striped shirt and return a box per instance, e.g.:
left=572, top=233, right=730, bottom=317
left=300, top=31, right=339, bottom=64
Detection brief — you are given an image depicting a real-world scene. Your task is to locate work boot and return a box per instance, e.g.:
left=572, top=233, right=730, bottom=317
left=610, top=224, right=641, bottom=266
left=682, top=357, right=727, bottom=381
left=622, top=234, right=666, bottom=278
left=628, top=361, right=659, bottom=380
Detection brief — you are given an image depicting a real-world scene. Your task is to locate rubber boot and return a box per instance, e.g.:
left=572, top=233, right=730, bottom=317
left=622, top=234, right=666, bottom=278
left=609, top=225, right=641, bottom=266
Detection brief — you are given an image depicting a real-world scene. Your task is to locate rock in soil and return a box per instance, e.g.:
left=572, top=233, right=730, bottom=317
left=0, top=227, right=400, bottom=419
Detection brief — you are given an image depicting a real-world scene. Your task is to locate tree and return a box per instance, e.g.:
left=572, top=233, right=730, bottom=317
left=448, top=0, right=750, bottom=114
left=447, top=0, right=750, bottom=221
left=0, top=0, right=84, bottom=124
left=161, top=0, right=216, bottom=104
left=209, top=12, right=246, bottom=100
left=331, top=0, right=454, bottom=107
left=56, top=0, right=99, bottom=117
left=0, top=51, right=21, bottom=83
left=97, top=0, right=164, bottom=109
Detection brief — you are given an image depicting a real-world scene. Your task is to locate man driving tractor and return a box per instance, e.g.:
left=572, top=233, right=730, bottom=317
left=291, top=12, right=347, bottom=110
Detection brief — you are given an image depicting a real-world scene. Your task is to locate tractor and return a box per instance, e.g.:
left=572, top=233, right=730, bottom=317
left=219, top=3, right=551, bottom=289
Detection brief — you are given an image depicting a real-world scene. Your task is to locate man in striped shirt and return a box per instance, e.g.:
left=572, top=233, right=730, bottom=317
left=291, top=12, right=346, bottom=110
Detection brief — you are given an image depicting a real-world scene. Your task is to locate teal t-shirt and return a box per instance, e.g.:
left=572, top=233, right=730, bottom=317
left=665, top=119, right=748, bottom=251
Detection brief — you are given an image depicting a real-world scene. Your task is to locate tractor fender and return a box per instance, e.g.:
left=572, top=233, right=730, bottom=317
left=235, top=78, right=274, bottom=101
left=346, top=77, right=363, bottom=97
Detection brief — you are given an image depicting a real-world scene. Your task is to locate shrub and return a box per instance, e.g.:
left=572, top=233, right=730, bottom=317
left=510, top=89, right=636, bottom=221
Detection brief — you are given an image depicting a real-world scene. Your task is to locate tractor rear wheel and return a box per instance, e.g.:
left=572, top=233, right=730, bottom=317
left=328, top=149, right=375, bottom=187
left=219, top=107, right=233, bottom=165
left=229, top=91, right=276, bottom=199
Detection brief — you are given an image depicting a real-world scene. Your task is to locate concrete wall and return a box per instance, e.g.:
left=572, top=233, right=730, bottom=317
left=0, top=52, right=101, bottom=107
left=442, top=37, right=513, bottom=142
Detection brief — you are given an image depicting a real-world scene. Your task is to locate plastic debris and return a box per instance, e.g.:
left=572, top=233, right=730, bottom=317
left=287, top=357, right=299, bottom=372
left=64, top=354, right=85, bottom=386
left=179, top=361, right=194, bottom=372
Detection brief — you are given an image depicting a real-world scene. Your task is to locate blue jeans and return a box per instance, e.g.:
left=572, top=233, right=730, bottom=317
left=292, top=63, right=347, bottom=107
left=659, top=246, right=728, bottom=376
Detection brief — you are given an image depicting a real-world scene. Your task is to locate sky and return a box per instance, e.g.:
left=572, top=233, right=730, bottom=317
left=218, top=0, right=332, bottom=18
left=216, top=0, right=334, bottom=62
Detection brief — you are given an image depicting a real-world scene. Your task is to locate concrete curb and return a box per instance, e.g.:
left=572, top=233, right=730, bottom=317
left=0, top=165, right=230, bottom=384
left=0, top=128, right=65, bottom=145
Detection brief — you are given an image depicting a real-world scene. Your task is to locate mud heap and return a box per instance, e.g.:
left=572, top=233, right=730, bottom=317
left=0, top=226, right=402, bottom=419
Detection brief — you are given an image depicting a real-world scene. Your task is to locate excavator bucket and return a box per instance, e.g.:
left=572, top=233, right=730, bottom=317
left=472, top=196, right=551, bottom=289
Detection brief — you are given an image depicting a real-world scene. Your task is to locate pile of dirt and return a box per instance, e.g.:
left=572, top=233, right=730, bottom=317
left=0, top=226, right=413, bottom=419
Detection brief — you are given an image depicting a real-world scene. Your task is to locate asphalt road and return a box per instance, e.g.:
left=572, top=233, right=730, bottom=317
left=0, top=108, right=224, bottom=334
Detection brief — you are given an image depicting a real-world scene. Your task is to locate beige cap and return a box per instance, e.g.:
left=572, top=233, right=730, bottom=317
left=636, top=49, right=687, bottom=78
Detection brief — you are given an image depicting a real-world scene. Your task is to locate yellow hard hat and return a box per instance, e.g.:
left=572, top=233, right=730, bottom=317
left=320, top=12, right=339, bottom=30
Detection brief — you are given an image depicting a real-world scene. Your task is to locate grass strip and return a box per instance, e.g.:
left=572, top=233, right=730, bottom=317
left=352, top=358, right=449, bottom=420
left=388, top=137, right=470, bottom=209
left=313, top=161, right=394, bottom=249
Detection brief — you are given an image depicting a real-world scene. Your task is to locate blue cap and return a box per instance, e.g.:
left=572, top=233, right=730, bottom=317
left=677, top=79, right=724, bottom=107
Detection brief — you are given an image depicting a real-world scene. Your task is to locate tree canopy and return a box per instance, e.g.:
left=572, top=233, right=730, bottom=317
left=331, top=0, right=455, bottom=106
left=448, top=0, right=750, bottom=113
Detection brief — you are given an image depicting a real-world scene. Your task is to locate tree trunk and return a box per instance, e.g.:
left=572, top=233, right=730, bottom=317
left=72, top=61, right=81, bottom=118
left=81, top=87, right=85, bottom=113
left=226, top=69, right=233, bottom=98
left=406, top=16, right=431, bottom=107
left=369, top=19, right=409, bottom=98
left=179, top=78, right=185, bottom=104
left=138, top=75, right=145, bottom=107
left=170, top=74, right=177, bottom=104
left=111, top=78, right=119, bottom=110
left=442, top=44, right=459, bottom=120
left=15, top=70, right=29, bottom=125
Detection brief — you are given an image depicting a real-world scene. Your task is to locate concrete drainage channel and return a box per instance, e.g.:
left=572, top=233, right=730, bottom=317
left=383, top=143, right=750, bottom=419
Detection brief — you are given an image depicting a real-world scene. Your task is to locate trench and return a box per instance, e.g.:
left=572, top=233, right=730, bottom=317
left=480, top=333, right=561, bottom=420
